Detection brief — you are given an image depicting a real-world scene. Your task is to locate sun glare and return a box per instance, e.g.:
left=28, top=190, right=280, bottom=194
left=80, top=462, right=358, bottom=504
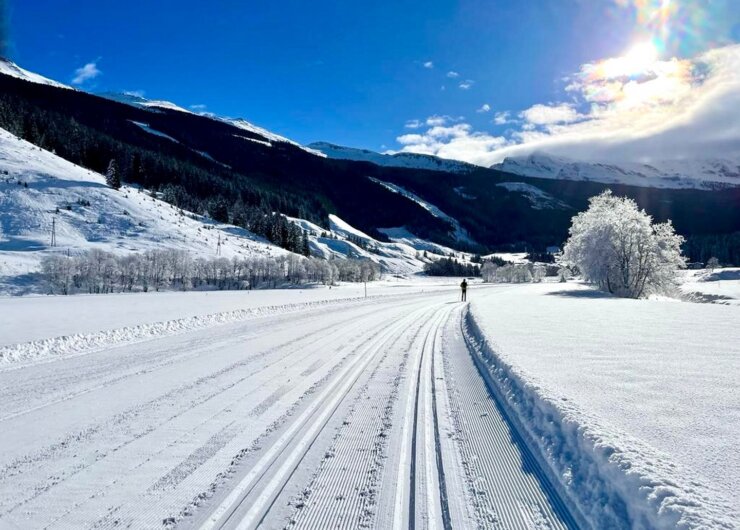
left=598, top=41, right=660, bottom=79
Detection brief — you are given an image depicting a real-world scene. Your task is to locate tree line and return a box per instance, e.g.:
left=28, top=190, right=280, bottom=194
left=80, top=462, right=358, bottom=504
left=40, top=249, right=381, bottom=295
left=423, top=257, right=481, bottom=277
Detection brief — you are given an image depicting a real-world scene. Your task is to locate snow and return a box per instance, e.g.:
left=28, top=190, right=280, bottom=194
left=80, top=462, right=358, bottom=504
left=0, top=58, right=72, bottom=90
left=368, top=177, right=475, bottom=243
left=0, top=127, right=287, bottom=294
left=679, top=268, right=740, bottom=305
left=496, top=181, right=571, bottom=210
left=0, top=284, right=579, bottom=529
left=328, top=214, right=374, bottom=243
left=495, top=152, right=740, bottom=190
left=98, top=92, right=324, bottom=157
left=130, top=121, right=180, bottom=143
left=308, top=142, right=475, bottom=173
left=224, top=119, right=326, bottom=157
left=483, top=252, right=529, bottom=264
left=466, top=281, right=740, bottom=528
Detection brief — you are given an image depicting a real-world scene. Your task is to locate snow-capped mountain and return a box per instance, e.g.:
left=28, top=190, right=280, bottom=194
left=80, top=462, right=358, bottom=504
left=100, top=92, right=326, bottom=157
left=494, top=153, right=740, bottom=190
left=308, top=142, right=476, bottom=173
left=0, top=58, right=72, bottom=90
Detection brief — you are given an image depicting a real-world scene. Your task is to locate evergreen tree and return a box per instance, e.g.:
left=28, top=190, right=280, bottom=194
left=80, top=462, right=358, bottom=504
left=302, top=230, right=311, bottom=257
left=106, top=159, right=121, bottom=190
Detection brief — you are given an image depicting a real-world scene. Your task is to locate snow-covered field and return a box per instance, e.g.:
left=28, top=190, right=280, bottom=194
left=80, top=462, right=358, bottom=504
left=467, top=281, right=740, bottom=529
left=0, top=277, right=736, bottom=529
left=679, top=268, right=740, bottom=306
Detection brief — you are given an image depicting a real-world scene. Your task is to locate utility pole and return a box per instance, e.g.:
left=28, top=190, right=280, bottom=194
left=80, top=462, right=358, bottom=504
left=50, top=217, right=56, bottom=247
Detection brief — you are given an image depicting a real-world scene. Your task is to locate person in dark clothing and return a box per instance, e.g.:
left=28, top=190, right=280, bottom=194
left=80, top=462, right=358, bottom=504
left=460, top=279, right=468, bottom=302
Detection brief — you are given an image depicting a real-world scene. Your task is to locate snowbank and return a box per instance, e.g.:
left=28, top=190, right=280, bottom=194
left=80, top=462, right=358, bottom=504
left=0, top=292, right=428, bottom=368
left=464, top=282, right=739, bottom=529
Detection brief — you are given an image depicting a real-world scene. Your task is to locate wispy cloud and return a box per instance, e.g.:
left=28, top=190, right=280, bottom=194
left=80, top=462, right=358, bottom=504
left=458, top=79, right=474, bottom=90
left=423, top=61, right=434, bottom=69
left=405, top=119, right=423, bottom=129
left=476, top=103, right=491, bottom=113
left=72, top=61, right=101, bottom=85
left=190, top=104, right=208, bottom=112
left=493, top=111, right=513, bottom=125
left=446, top=71, right=459, bottom=78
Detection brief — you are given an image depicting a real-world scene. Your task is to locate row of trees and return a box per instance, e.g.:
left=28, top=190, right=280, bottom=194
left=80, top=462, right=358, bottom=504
left=481, top=262, right=547, bottom=283
left=40, top=249, right=380, bottom=295
left=423, top=257, right=481, bottom=277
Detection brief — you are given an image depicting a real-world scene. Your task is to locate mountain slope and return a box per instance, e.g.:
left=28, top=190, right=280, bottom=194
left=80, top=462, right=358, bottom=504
left=308, top=141, right=476, bottom=173
left=1, top=60, right=739, bottom=263
left=495, top=153, right=740, bottom=190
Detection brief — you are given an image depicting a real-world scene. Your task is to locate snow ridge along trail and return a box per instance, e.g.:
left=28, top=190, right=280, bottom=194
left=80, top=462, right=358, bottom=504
left=0, top=287, right=580, bottom=529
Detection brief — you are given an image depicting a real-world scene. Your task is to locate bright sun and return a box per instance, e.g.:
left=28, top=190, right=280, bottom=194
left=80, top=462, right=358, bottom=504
left=598, top=41, right=660, bottom=79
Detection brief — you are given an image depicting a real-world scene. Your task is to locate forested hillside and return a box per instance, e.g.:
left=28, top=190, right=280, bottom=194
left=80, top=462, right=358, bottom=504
left=1, top=68, right=739, bottom=262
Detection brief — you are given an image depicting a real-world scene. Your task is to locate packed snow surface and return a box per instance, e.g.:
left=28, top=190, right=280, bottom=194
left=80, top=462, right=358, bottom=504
left=468, top=281, right=740, bottom=528
left=0, top=284, right=579, bottom=529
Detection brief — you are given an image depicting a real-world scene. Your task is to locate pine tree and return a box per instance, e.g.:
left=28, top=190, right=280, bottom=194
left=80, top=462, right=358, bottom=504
left=106, top=159, right=121, bottom=190
left=302, top=230, right=311, bottom=257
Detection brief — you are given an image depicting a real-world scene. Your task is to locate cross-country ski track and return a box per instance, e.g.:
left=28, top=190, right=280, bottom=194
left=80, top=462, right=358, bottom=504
left=0, top=287, right=580, bottom=529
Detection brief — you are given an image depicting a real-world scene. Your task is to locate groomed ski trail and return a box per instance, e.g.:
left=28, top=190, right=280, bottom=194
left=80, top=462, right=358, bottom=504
left=0, top=287, right=581, bottom=529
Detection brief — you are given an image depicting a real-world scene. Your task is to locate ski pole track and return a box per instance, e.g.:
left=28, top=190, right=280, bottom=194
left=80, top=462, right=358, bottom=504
left=199, top=305, right=436, bottom=530
left=0, top=298, right=429, bottom=528
left=285, top=305, right=433, bottom=530
left=452, top=308, right=580, bottom=529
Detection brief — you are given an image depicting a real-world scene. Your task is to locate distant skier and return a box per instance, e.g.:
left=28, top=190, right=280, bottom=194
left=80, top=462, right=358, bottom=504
left=460, top=279, right=468, bottom=302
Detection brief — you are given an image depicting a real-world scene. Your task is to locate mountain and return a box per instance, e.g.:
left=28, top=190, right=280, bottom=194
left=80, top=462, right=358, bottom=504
left=0, top=125, right=474, bottom=293
left=0, top=60, right=738, bottom=265
left=0, top=58, right=71, bottom=90
left=308, top=142, right=476, bottom=173
left=494, top=153, right=740, bottom=191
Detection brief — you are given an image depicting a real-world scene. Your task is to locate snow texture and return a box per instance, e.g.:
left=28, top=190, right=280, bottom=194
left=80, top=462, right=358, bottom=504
left=466, top=281, right=740, bottom=529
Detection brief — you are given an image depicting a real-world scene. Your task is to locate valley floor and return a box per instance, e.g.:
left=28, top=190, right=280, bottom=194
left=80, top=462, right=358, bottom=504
left=0, top=280, right=737, bottom=529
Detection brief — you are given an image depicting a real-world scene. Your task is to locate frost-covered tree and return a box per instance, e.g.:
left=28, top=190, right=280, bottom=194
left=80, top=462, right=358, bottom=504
left=706, top=257, right=719, bottom=271
left=105, top=159, right=121, bottom=190
left=560, top=190, right=685, bottom=298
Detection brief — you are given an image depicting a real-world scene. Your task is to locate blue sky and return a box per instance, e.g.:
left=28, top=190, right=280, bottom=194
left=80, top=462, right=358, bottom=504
left=5, top=1, right=740, bottom=163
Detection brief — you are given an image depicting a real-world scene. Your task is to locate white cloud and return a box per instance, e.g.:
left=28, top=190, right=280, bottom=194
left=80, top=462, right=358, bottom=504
left=423, top=61, right=434, bottom=69
left=519, top=103, right=582, bottom=125
left=190, top=104, right=208, bottom=112
left=493, top=111, right=513, bottom=125
left=447, top=71, right=460, bottom=78
left=405, top=119, right=423, bottom=129
left=123, top=90, right=145, bottom=98
left=476, top=103, right=491, bottom=113
left=459, top=79, right=474, bottom=90
left=396, top=44, right=740, bottom=166
left=72, top=61, right=101, bottom=85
